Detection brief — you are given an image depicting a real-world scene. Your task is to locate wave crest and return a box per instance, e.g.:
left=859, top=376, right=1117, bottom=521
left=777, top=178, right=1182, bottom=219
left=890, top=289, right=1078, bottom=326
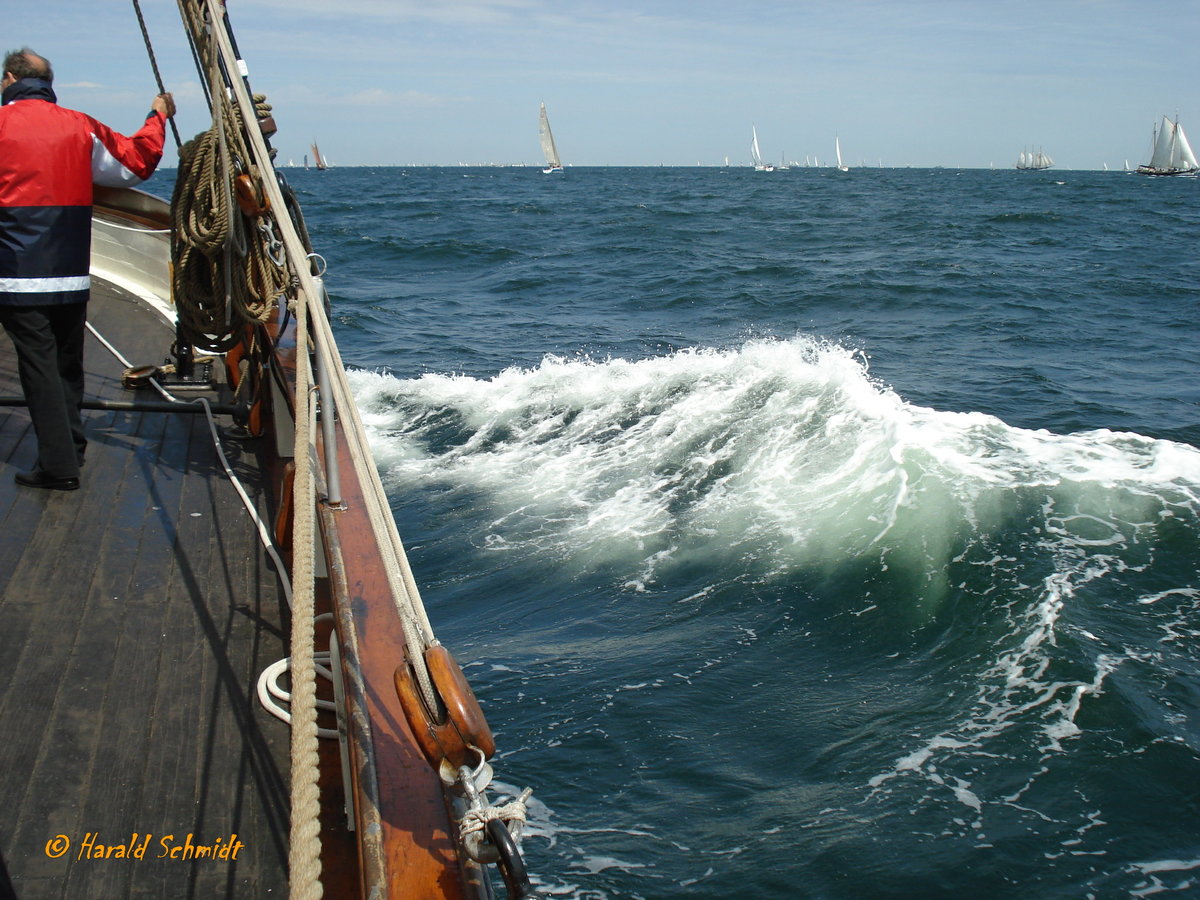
left=349, top=335, right=1200, bottom=591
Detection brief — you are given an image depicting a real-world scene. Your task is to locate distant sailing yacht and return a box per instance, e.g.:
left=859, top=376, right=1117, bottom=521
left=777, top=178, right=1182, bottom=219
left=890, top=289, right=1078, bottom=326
left=751, top=125, right=774, bottom=171
left=1136, top=115, right=1199, bottom=176
left=539, top=102, right=564, bottom=173
left=835, top=136, right=849, bottom=172
left=310, top=139, right=328, bottom=170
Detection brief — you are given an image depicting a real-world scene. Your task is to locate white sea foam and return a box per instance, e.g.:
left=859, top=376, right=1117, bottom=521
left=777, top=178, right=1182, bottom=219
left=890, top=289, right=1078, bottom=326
left=1132, top=859, right=1200, bottom=875
left=1129, top=858, right=1200, bottom=898
left=349, top=335, right=1200, bottom=586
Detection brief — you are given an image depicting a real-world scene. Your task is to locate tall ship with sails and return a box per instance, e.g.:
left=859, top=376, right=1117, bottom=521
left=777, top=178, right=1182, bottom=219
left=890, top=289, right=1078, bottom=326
left=1136, top=115, right=1199, bottom=176
left=1016, top=147, right=1054, bottom=170
left=0, top=2, right=537, bottom=898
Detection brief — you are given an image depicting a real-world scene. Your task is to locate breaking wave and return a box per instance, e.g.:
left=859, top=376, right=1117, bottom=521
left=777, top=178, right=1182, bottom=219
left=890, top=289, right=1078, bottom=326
left=350, top=333, right=1200, bottom=587
left=349, top=335, right=1200, bottom=889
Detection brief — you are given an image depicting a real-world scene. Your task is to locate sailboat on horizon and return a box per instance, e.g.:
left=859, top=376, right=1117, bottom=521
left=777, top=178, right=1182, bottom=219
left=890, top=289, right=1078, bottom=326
left=539, top=102, right=564, bottom=173
left=751, top=125, right=774, bottom=171
left=309, top=139, right=328, bottom=170
left=1136, top=115, right=1199, bottom=176
left=835, top=135, right=849, bottom=172
left=1016, top=147, right=1053, bottom=170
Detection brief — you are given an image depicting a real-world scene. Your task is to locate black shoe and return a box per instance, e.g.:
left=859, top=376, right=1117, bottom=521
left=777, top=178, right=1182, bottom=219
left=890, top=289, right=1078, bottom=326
left=15, top=469, right=80, bottom=491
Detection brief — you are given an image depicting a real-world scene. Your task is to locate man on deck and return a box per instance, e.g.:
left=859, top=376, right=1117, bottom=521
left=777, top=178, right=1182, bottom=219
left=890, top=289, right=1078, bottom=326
left=0, top=46, right=174, bottom=491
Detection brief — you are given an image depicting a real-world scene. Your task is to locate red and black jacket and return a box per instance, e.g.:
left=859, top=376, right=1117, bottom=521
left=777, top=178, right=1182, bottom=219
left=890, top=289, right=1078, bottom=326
left=0, top=78, right=166, bottom=306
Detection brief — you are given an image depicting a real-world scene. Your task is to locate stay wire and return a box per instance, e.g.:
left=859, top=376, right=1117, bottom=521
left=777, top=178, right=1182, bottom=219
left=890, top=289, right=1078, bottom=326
left=131, top=0, right=182, bottom=149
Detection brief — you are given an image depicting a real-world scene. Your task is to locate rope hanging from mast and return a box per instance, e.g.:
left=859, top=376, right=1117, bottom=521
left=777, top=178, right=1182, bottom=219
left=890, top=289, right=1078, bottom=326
left=170, top=0, right=290, bottom=353
left=131, top=0, right=182, bottom=149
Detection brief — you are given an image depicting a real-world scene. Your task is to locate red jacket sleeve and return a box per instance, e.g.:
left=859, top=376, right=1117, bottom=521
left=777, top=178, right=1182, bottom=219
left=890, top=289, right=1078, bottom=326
left=89, top=110, right=167, bottom=187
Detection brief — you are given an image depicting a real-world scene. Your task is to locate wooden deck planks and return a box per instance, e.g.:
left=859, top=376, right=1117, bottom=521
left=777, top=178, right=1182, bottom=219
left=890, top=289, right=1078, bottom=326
left=0, top=284, right=292, bottom=898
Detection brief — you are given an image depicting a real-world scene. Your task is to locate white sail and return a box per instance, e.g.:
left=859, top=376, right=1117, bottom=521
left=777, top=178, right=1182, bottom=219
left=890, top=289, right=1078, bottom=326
left=1016, top=146, right=1053, bottom=170
left=750, top=125, right=773, bottom=171
left=1171, top=129, right=1200, bottom=171
left=1139, top=115, right=1199, bottom=175
left=539, top=102, right=562, bottom=172
left=1172, top=121, right=1198, bottom=169
left=836, top=136, right=849, bottom=171
left=1148, top=116, right=1175, bottom=169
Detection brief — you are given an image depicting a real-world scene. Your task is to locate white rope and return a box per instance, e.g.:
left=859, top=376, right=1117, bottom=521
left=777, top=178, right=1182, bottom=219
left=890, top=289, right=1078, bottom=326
left=460, top=794, right=531, bottom=840
left=87, top=325, right=348, bottom=751
left=255, top=614, right=340, bottom=740
left=177, top=0, right=442, bottom=715
left=458, top=787, right=534, bottom=865
left=256, top=657, right=340, bottom=739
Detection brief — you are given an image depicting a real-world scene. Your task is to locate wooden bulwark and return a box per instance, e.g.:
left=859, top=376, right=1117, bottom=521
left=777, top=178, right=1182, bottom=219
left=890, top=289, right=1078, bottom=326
left=270, top=304, right=479, bottom=898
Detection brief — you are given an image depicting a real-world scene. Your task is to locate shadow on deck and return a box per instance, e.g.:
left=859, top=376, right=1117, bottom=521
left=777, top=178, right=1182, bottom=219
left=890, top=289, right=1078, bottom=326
left=0, top=279, right=291, bottom=898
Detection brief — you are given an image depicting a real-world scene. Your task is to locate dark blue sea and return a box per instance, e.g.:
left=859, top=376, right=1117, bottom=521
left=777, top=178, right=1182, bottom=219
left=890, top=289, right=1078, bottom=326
left=165, top=165, right=1200, bottom=898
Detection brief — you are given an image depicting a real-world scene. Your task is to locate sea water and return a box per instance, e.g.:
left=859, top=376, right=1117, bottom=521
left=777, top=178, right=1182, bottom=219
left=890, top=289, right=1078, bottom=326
left=153, top=165, right=1200, bottom=898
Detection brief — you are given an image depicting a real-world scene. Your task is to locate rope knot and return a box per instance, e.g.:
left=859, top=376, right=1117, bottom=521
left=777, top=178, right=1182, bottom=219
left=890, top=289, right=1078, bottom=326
left=460, top=794, right=530, bottom=839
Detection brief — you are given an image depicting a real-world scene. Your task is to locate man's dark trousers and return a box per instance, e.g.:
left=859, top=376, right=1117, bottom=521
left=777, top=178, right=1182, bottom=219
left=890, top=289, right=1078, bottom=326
left=0, top=302, right=87, bottom=479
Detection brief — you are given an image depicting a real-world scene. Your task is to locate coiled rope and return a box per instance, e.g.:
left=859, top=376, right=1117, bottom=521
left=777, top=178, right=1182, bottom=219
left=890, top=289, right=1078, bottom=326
left=170, top=1, right=289, bottom=352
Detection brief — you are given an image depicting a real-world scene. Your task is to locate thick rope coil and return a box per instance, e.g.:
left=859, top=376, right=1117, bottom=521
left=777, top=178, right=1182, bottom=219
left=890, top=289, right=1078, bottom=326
left=170, top=7, right=288, bottom=352
left=252, top=93, right=273, bottom=122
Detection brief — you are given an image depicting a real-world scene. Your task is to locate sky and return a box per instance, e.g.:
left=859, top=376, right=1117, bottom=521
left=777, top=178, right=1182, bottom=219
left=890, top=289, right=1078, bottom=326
left=8, top=0, right=1199, bottom=168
